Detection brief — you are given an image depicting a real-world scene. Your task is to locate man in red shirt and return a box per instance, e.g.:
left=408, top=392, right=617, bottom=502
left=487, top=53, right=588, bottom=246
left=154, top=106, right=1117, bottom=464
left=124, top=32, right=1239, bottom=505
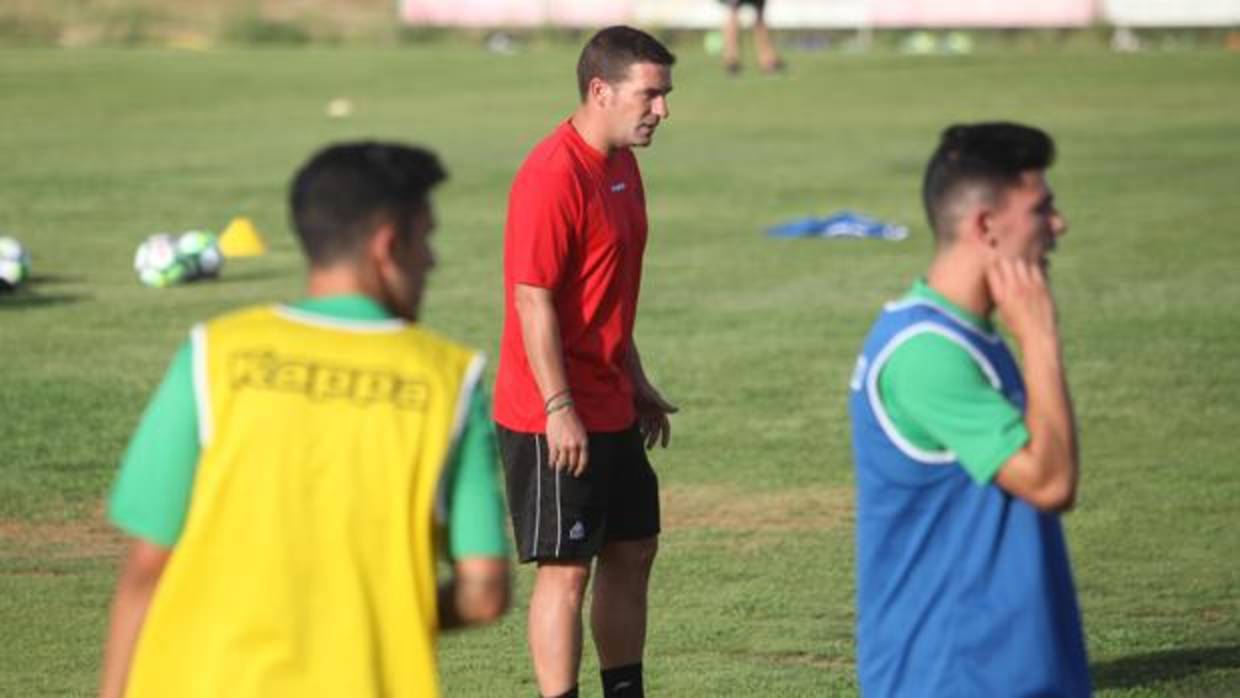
left=493, top=26, right=677, bottom=698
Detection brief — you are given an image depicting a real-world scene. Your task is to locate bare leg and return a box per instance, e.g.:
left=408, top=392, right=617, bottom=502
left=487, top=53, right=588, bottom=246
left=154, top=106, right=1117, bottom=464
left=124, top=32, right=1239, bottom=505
left=530, top=561, right=592, bottom=697
left=590, top=537, right=658, bottom=668
left=722, top=7, right=741, bottom=72
left=752, top=11, right=784, bottom=72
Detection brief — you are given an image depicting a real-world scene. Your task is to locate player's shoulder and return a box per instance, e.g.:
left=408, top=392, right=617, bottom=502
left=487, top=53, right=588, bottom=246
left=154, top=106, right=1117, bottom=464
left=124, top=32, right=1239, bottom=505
left=517, top=127, right=590, bottom=181
left=401, top=324, right=485, bottom=366
left=400, top=326, right=487, bottom=389
left=882, top=326, right=994, bottom=395
left=888, top=329, right=976, bottom=367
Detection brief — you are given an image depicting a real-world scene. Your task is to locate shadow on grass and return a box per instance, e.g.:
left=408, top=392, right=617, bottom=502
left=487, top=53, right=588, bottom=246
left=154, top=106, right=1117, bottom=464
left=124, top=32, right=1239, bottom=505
left=0, top=292, right=89, bottom=309
left=25, top=273, right=85, bottom=285
left=1, top=273, right=91, bottom=309
left=1092, top=644, right=1240, bottom=690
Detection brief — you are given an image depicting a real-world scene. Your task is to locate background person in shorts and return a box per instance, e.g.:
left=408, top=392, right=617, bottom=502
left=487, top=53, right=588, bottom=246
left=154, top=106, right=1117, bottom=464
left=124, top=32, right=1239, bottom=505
left=98, top=142, right=510, bottom=698
left=719, top=0, right=785, bottom=74
left=493, top=25, right=678, bottom=698
left=847, top=122, right=1090, bottom=696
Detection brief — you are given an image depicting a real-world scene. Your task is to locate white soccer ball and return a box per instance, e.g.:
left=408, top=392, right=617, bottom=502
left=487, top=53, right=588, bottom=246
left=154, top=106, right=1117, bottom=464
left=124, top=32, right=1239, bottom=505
left=177, top=230, right=223, bottom=278
left=134, top=234, right=192, bottom=288
left=0, top=235, right=31, bottom=290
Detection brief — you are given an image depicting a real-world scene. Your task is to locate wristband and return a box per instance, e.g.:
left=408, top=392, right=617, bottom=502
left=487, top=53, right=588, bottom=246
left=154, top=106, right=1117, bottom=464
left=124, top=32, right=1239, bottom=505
left=545, top=398, right=575, bottom=416
left=543, top=388, right=571, bottom=408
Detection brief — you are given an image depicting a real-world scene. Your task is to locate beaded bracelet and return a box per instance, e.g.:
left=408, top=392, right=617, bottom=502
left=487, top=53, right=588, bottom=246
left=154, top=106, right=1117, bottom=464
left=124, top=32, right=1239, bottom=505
left=543, top=388, right=571, bottom=408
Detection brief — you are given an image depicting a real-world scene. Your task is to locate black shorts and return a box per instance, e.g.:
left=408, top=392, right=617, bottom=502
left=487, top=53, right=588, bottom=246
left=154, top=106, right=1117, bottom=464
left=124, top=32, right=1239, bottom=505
left=497, top=423, right=660, bottom=563
left=721, top=0, right=766, bottom=9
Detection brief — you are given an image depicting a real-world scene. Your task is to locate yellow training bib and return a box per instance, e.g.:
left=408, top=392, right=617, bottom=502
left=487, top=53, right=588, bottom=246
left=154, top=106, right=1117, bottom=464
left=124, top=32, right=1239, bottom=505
left=125, top=305, right=483, bottom=698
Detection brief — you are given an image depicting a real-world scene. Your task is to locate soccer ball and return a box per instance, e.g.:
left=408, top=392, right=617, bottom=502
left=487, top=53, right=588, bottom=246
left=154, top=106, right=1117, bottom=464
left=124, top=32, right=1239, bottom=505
left=134, top=233, right=194, bottom=288
left=0, top=236, right=31, bottom=291
left=134, top=231, right=224, bottom=288
left=177, top=230, right=223, bottom=278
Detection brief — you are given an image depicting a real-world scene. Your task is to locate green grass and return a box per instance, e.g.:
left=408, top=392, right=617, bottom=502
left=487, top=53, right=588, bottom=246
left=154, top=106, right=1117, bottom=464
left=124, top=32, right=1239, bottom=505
left=2, top=44, right=1239, bottom=695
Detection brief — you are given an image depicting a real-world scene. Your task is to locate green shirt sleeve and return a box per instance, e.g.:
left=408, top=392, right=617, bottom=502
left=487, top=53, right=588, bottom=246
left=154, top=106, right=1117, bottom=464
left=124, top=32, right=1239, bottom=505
left=108, top=340, right=201, bottom=548
left=444, top=383, right=510, bottom=559
left=879, top=332, right=1029, bottom=485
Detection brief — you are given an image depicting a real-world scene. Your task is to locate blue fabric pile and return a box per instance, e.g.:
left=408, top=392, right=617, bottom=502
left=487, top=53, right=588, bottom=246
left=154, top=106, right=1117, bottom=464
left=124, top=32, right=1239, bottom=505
left=766, top=211, right=909, bottom=241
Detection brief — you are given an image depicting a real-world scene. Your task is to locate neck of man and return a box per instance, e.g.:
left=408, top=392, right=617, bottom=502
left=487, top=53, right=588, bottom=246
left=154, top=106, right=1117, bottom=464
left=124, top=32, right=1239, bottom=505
left=306, top=262, right=372, bottom=299
left=570, top=106, right=613, bottom=155
left=925, top=246, right=994, bottom=320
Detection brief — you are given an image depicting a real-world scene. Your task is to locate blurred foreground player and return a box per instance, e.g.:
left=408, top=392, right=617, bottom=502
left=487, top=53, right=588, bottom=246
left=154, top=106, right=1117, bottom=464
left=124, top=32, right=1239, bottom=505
left=99, top=142, right=510, bottom=698
left=494, top=26, right=678, bottom=698
left=847, top=122, right=1091, bottom=696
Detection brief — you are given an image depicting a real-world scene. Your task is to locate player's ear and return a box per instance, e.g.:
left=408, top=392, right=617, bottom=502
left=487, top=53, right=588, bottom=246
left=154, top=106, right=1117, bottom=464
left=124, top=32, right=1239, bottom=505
left=961, top=206, right=993, bottom=250
left=588, top=76, right=611, bottom=107
left=368, top=219, right=399, bottom=272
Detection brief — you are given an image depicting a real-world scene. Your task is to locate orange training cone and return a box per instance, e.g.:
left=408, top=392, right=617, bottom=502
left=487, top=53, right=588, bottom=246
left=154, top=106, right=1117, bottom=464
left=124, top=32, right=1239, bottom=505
left=218, top=217, right=267, bottom=257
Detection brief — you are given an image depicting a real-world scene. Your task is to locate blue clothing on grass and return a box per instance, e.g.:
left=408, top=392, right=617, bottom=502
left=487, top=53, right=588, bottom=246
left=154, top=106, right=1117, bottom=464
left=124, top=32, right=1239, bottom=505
left=847, top=297, right=1091, bottom=697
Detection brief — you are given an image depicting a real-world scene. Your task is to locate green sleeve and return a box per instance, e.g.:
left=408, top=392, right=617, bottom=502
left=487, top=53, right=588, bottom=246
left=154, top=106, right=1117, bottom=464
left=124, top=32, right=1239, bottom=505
left=879, top=333, right=1029, bottom=485
left=444, top=384, right=510, bottom=559
left=108, top=340, right=201, bottom=548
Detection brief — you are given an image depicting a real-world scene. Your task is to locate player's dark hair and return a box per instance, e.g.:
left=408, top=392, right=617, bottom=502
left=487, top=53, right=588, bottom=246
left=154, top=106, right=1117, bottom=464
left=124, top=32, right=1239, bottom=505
left=922, top=122, right=1055, bottom=246
left=576, top=25, right=676, bottom=100
left=290, top=141, right=447, bottom=266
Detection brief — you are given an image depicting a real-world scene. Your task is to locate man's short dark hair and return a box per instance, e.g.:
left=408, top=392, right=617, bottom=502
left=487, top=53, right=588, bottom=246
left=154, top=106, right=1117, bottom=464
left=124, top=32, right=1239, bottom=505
left=576, top=25, right=676, bottom=100
left=290, top=141, right=447, bottom=266
left=922, top=122, right=1055, bottom=245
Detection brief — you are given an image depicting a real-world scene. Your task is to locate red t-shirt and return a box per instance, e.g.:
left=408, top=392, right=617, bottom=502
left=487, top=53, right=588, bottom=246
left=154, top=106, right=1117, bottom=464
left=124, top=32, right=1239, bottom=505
left=494, top=120, right=648, bottom=432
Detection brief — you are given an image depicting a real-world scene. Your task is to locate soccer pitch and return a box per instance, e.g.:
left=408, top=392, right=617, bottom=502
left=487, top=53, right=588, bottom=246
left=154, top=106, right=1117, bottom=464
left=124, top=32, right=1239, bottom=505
left=1, top=43, right=1238, bottom=696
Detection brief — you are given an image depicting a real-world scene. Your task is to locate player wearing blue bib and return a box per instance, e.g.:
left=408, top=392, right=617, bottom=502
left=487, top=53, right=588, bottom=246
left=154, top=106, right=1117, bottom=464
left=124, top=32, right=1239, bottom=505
left=848, top=123, right=1091, bottom=697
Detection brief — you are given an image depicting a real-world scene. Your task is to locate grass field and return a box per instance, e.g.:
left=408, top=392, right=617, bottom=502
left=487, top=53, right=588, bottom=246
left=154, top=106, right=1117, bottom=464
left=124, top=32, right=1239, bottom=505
left=1, top=41, right=1238, bottom=696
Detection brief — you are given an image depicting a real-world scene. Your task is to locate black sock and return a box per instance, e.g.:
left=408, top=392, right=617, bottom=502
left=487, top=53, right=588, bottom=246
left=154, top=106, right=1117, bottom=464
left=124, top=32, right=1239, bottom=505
left=601, top=662, right=644, bottom=697
left=545, top=686, right=578, bottom=698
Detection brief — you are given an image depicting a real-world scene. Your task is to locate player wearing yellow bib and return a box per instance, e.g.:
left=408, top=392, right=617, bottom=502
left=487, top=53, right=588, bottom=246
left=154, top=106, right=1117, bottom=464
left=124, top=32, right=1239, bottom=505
left=99, top=142, right=510, bottom=698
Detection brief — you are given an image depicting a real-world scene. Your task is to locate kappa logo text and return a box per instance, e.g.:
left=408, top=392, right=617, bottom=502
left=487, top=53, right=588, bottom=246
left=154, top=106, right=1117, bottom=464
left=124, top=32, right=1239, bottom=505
left=229, top=349, right=430, bottom=411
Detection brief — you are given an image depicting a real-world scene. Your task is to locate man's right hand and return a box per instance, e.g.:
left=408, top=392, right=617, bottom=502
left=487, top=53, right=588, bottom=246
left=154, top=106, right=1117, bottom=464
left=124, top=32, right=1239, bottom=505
left=987, top=256, right=1079, bottom=512
left=986, top=257, right=1060, bottom=347
left=546, top=407, right=589, bottom=477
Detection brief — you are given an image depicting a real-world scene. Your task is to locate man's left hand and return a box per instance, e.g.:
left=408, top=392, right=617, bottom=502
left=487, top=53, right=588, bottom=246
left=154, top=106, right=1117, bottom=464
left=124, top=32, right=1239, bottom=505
left=634, top=384, right=678, bottom=449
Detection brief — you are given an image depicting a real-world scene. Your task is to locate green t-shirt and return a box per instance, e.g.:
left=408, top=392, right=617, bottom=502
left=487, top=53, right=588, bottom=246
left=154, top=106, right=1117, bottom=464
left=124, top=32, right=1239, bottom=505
left=109, top=295, right=510, bottom=559
left=878, top=279, right=1030, bottom=484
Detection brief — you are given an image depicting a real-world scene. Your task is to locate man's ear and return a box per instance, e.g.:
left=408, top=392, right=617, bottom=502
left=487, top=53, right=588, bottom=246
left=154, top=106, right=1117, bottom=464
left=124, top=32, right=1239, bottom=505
left=960, top=205, right=995, bottom=249
left=367, top=220, right=399, bottom=273
left=588, top=76, right=611, bottom=107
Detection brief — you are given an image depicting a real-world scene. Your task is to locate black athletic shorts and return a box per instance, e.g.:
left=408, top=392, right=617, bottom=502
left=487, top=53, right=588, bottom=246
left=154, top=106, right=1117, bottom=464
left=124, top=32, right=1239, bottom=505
left=721, top=0, right=767, bottom=9
left=497, top=423, right=660, bottom=563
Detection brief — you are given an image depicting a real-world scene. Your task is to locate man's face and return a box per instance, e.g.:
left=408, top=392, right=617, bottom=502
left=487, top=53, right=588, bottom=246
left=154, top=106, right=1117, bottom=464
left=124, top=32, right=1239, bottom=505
left=381, top=206, right=436, bottom=321
left=987, top=170, right=1067, bottom=272
left=602, top=62, right=673, bottom=149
